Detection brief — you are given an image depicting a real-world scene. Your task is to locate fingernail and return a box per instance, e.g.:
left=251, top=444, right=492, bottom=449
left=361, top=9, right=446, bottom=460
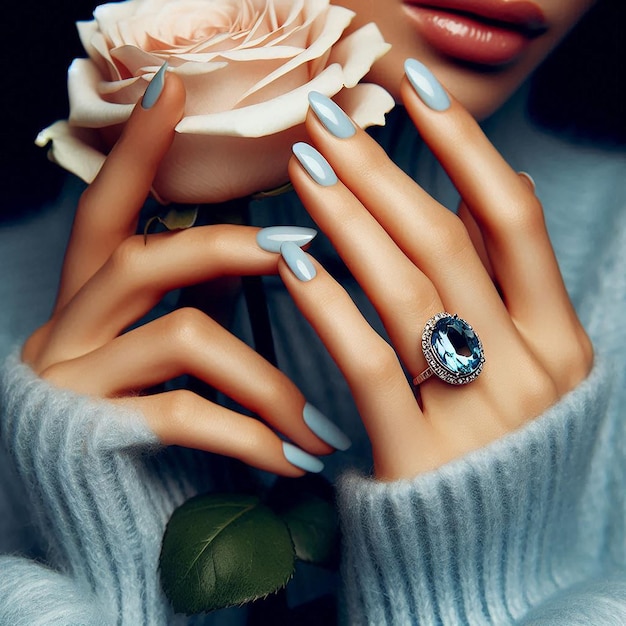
left=308, top=91, right=356, bottom=139
left=141, top=62, right=168, bottom=110
left=280, top=241, right=316, bottom=282
left=282, top=442, right=324, bottom=473
left=256, top=226, right=317, bottom=253
left=303, top=403, right=351, bottom=451
left=292, top=142, right=338, bottom=187
left=404, top=59, right=450, bottom=112
left=518, top=171, right=536, bottom=192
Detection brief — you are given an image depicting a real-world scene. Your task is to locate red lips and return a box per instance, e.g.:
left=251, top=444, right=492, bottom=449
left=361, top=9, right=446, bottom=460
left=403, top=0, right=547, bottom=66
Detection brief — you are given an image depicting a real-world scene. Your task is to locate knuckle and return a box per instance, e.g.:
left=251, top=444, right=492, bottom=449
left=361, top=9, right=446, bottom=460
left=352, top=338, right=400, bottom=384
left=163, top=307, right=207, bottom=353
left=560, top=333, right=595, bottom=389
left=390, top=270, right=439, bottom=312
left=428, top=212, right=473, bottom=256
left=498, top=196, right=546, bottom=237
left=164, top=389, right=199, bottom=427
left=108, top=235, right=146, bottom=276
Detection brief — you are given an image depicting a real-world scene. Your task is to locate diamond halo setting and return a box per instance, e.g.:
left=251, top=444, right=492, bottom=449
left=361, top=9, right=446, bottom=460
left=415, top=312, right=485, bottom=386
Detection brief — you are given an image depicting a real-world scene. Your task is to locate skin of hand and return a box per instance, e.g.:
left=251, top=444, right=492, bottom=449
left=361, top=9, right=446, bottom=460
left=280, top=73, right=593, bottom=481
left=21, top=72, right=338, bottom=478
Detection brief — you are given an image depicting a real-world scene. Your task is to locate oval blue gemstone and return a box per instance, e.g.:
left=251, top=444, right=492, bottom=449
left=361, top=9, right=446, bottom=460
left=430, top=316, right=482, bottom=376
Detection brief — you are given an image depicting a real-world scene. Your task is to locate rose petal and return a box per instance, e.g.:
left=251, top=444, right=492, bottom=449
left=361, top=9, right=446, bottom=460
left=177, top=57, right=298, bottom=115
left=110, top=44, right=167, bottom=76
left=69, top=59, right=134, bottom=127
left=35, top=121, right=106, bottom=185
left=327, top=23, right=392, bottom=88
left=77, top=20, right=120, bottom=81
left=236, top=5, right=353, bottom=102
left=335, top=83, right=395, bottom=129
left=94, top=1, right=141, bottom=48
left=153, top=124, right=307, bottom=203
left=176, top=62, right=346, bottom=136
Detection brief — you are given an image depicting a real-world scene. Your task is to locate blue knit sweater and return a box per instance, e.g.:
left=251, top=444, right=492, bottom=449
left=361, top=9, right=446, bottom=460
left=1, top=87, right=625, bottom=625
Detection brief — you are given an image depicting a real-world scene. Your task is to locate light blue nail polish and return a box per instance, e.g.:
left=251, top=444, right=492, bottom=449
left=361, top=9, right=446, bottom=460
left=292, top=142, right=338, bottom=187
left=280, top=241, right=316, bottom=282
left=256, top=226, right=317, bottom=253
left=303, top=403, right=351, bottom=451
left=404, top=59, right=450, bottom=112
left=141, top=62, right=168, bottom=109
left=308, top=91, right=356, bottom=139
left=282, top=442, right=324, bottom=473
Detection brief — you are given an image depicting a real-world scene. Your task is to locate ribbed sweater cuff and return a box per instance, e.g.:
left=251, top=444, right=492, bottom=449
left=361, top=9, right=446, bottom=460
left=0, top=349, right=203, bottom=624
left=337, top=361, right=613, bottom=625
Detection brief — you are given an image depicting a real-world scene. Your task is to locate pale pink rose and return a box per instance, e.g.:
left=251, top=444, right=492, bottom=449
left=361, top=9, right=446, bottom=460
left=36, top=0, right=394, bottom=204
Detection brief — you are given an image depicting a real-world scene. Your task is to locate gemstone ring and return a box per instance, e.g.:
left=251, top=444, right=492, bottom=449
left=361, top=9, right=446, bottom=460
left=413, top=312, right=485, bottom=386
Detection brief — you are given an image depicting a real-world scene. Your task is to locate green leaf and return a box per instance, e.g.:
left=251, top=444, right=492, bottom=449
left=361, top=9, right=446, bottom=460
left=160, top=493, right=296, bottom=615
left=161, top=205, right=199, bottom=230
left=143, top=205, right=199, bottom=243
left=269, top=476, right=339, bottom=567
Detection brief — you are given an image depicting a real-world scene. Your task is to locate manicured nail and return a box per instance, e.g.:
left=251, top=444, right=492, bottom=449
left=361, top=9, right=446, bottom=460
left=308, top=91, right=356, bottom=139
left=280, top=241, right=316, bottom=282
left=282, top=442, right=324, bottom=473
left=303, top=403, right=351, bottom=451
left=141, top=62, right=168, bottom=109
left=518, top=171, right=536, bottom=192
left=256, top=226, right=317, bottom=253
left=292, top=142, right=338, bottom=187
left=404, top=59, right=450, bottom=112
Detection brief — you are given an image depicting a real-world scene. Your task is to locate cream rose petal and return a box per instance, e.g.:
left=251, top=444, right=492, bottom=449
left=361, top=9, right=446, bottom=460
left=327, top=23, right=392, bottom=88
left=237, top=5, right=354, bottom=102
left=77, top=20, right=118, bottom=80
left=335, top=83, right=395, bottom=129
left=176, top=62, right=347, bottom=136
left=69, top=59, right=134, bottom=127
left=110, top=45, right=168, bottom=76
left=94, top=1, right=143, bottom=48
left=35, top=121, right=106, bottom=185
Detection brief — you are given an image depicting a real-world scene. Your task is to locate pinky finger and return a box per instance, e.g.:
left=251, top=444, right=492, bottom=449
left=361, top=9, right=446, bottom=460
left=114, top=392, right=321, bottom=478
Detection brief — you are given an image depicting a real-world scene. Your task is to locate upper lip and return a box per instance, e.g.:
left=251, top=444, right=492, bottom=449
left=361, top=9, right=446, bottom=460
left=404, top=0, right=548, bottom=33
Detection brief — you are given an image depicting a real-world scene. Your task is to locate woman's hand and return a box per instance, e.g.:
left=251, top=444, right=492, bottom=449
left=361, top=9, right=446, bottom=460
left=280, top=60, right=593, bottom=481
left=21, top=69, right=349, bottom=477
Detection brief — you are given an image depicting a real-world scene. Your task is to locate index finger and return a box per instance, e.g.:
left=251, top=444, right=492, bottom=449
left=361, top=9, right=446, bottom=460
left=54, top=65, right=185, bottom=313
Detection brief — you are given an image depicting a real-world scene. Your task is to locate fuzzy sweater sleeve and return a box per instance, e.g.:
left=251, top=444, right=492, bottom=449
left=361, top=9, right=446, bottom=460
left=0, top=349, right=218, bottom=625
left=337, top=360, right=626, bottom=625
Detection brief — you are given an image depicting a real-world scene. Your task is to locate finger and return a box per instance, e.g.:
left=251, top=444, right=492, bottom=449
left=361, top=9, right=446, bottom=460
left=115, top=392, right=322, bottom=478
left=456, top=199, right=494, bottom=280
left=55, top=66, right=186, bottom=313
left=301, top=94, right=517, bottom=352
left=38, top=225, right=280, bottom=368
left=399, top=62, right=584, bottom=361
left=41, top=307, right=340, bottom=457
left=289, top=142, right=513, bottom=383
left=277, top=243, right=440, bottom=480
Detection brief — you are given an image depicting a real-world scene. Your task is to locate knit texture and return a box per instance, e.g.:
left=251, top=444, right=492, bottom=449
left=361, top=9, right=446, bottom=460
left=338, top=361, right=626, bottom=624
left=0, top=353, right=228, bottom=625
left=1, top=88, right=625, bottom=624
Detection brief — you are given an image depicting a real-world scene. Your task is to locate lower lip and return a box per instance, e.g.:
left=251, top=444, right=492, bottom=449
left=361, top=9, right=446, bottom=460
left=403, top=5, right=532, bottom=66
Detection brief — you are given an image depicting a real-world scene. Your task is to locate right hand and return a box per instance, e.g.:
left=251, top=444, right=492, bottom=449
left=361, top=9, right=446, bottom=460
left=21, top=71, right=339, bottom=477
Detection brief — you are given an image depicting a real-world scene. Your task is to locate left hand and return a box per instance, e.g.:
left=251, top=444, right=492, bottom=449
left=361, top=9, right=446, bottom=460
left=278, top=63, right=593, bottom=481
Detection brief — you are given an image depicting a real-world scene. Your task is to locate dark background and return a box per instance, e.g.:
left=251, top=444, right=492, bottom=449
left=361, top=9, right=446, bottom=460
left=1, top=0, right=99, bottom=215
left=1, top=0, right=623, bottom=218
